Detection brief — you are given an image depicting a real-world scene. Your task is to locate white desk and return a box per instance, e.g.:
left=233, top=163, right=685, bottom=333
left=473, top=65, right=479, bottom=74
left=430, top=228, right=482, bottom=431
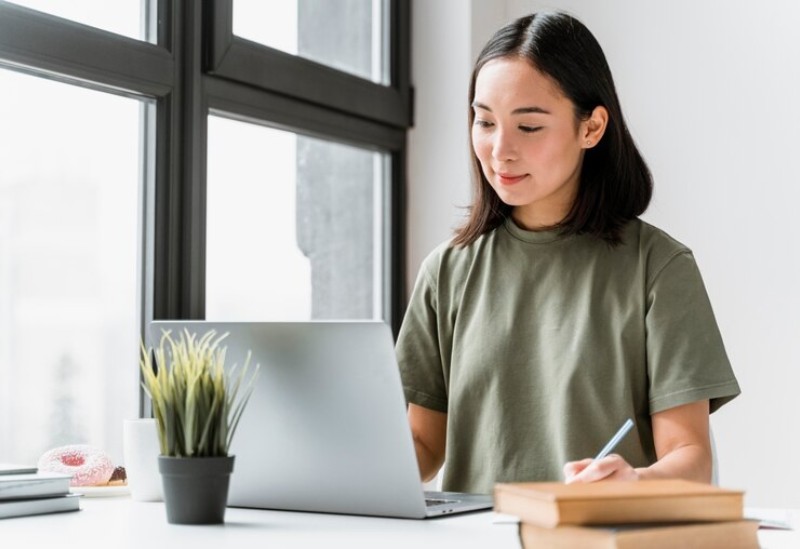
left=3, top=497, right=519, bottom=549
left=746, top=507, right=800, bottom=549
left=2, top=498, right=798, bottom=548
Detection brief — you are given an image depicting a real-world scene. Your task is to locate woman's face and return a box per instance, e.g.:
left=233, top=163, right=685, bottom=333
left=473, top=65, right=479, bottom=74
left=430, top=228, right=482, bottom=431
left=471, top=57, right=593, bottom=230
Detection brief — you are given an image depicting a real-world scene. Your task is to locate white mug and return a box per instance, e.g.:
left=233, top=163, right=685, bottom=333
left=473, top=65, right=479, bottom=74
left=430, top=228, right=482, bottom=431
left=123, top=418, right=163, bottom=501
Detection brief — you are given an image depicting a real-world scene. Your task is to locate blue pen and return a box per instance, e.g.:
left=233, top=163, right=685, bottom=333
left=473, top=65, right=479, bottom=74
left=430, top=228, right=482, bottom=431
left=594, top=418, right=634, bottom=460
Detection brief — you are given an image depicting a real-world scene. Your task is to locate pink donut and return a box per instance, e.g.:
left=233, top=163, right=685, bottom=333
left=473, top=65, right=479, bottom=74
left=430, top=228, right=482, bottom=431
left=38, top=444, right=115, bottom=487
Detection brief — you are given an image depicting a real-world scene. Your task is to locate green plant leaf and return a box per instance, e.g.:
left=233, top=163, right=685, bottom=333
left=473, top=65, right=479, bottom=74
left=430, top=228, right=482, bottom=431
left=138, top=328, right=260, bottom=458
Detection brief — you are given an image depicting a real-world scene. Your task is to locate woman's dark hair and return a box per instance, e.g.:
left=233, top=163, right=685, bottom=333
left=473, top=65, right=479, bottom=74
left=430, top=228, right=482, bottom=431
left=453, top=11, right=652, bottom=246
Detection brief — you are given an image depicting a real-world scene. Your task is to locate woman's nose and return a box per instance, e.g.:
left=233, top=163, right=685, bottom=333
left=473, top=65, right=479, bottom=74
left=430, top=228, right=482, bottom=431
left=491, top=129, right=518, bottom=162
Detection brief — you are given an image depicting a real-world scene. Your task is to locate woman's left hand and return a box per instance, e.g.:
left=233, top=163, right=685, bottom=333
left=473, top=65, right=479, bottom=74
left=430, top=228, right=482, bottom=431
left=563, top=454, right=640, bottom=484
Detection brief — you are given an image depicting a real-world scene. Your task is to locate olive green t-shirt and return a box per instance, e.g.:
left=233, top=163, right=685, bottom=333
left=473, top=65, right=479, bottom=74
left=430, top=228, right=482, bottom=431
left=396, top=218, right=740, bottom=494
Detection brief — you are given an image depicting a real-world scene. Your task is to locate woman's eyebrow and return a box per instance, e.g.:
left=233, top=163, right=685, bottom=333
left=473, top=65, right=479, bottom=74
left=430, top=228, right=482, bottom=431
left=511, top=106, right=551, bottom=115
left=471, top=101, right=551, bottom=115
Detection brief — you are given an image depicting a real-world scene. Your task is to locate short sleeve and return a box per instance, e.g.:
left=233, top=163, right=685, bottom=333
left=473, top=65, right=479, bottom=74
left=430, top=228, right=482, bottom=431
left=395, top=255, right=449, bottom=413
left=646, top=252, right=741, bottom=414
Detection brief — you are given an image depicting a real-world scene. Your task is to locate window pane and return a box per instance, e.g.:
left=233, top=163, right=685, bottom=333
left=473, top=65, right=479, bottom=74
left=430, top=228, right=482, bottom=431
left=0, top=68, right=142, bottom=467
left=206, top=115, right=389, bottom=322
left=233, top=0, right=389, bottom=84
left=8, top=0, right=149, bottom=42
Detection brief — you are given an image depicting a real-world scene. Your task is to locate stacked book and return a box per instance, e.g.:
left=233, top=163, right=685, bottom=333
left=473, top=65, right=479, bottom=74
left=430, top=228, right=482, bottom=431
left=494, top=479, right=758, bottom=548
left=0, top=463, right=79, bottom=519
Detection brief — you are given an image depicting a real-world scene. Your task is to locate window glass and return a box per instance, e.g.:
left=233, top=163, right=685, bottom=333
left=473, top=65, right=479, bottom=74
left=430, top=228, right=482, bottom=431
left=233, top=0, right=389, bottom=84
left=0, top=67, right=142, bottom=466
left=206, top=115, right=389, bottom=322
left=8, top=0, right=148, bottom=42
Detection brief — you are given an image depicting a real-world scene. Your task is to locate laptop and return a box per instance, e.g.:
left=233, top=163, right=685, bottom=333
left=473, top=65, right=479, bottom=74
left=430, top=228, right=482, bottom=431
left=148, top=320, right=493, bottom=519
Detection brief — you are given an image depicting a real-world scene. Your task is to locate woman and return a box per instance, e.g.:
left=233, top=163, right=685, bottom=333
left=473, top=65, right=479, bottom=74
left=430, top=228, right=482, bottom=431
left=396, top=12, right=740, bottom=494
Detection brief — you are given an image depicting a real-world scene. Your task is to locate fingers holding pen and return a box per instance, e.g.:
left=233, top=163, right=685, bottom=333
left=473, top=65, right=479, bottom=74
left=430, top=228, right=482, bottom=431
left=563, top=418, right=638, bottom=483
left=562, top=458, right=593, bottom=483
left=563, top=454, right=639, bottom=484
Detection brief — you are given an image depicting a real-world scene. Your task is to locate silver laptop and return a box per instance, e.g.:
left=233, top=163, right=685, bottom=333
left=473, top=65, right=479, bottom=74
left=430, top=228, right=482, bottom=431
left=148, top=320, right=493, bottom=519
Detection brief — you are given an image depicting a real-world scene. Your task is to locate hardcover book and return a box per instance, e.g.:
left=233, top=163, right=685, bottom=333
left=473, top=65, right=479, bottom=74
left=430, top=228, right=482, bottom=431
left=0, top=472, right=72, bottom=500
left=0, top=493, right=81, bottom=520
left=494, top=480, right=743, bottom=528
left=519, top=519, right=759, bottom=549
left=0, top=464, right=38, bottom=476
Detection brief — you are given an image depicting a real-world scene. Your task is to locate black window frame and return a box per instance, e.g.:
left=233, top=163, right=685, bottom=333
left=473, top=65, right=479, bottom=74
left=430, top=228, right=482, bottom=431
left=205, top=0, right=412, bottom=129
left=200, top=0, right=410, bottom=329
left=0, top=0, right=411, bottom=414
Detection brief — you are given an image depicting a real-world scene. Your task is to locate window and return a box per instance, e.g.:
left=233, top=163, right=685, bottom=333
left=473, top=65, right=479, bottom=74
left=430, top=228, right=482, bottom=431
left=233, top=0, right=389, bottom=84
left=0, top=1, right=410, bottom=466
left=6, top=0, right=149, bottom=42
left=206, top=116, right=391, bottom=321
left=206, top=0, right=411, bottom=127
left=0, top=66, right=143, bottom=464
left=203, top=0, right=410, bottom=325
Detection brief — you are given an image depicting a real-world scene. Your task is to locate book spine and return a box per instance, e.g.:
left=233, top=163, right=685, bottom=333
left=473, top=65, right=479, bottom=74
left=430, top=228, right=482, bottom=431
left=560, top=494, right=743, bottom=525
left=494, top=489, right=560, bottom=528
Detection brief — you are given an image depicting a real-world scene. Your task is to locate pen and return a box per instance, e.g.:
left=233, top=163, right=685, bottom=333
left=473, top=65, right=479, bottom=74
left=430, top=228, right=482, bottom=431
left=594, top=418, right=634, bottom=460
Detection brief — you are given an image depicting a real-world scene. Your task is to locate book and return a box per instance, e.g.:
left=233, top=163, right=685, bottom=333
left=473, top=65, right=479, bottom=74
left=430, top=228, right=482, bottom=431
left=0, top=463, right=38, bottom=475
left=0, top=472, right=72, bottom=500
left=519, top=519, right=760, bottom=549
left=0, top=493, right=81, bottom=520
left=494, top=480, right=743, bottom=528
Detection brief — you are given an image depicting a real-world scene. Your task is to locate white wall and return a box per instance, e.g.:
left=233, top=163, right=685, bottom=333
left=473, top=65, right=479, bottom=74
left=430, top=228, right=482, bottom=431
left=407, top=0, right=468, bottom=293
left=409, top=0, right=800, bottom=507
left=406, top=1, right=509, bottom=293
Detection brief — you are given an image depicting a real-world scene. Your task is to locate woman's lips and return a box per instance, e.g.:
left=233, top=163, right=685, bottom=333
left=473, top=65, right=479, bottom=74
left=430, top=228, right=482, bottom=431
left=496, top=172, right=527, bottom=185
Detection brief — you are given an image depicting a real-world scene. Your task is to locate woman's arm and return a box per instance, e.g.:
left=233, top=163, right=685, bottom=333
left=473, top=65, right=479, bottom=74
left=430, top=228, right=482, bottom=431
left=408, top=403, right=447, bottom=482
left=563, top=400, right=712, bottom=483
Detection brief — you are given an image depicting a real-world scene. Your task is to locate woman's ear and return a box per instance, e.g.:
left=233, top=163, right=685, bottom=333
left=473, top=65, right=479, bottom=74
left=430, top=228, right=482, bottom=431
left=581, top=106, right=609, bottom=149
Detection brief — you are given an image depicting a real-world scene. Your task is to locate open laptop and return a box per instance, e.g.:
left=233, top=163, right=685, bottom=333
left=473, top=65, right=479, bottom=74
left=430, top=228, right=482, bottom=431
left=148, top=320, right=493, bottom=519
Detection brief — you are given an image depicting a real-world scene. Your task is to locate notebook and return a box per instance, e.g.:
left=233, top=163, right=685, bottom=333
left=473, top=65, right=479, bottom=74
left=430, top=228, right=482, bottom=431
left=148, top=320, right=493, bottom=519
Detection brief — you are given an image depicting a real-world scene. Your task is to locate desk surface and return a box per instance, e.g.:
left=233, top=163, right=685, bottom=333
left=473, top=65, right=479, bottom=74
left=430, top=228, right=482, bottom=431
left=4, top=497, right=520, bottom=549
left=2, top=498, right=798, bottom=549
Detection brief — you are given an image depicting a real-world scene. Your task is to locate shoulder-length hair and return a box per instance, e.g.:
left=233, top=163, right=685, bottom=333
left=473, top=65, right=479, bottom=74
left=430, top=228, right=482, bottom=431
left=453, top=12, right=652, bottom=246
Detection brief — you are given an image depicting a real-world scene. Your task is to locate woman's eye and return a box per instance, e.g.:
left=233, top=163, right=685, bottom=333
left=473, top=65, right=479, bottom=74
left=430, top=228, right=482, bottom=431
left=473, top=119, right=494, bottom=128
left=519, top=125, right=542, bottom=134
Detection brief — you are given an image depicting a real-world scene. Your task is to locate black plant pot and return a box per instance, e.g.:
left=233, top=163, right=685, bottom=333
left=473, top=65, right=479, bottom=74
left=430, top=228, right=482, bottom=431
left=158, top=455, right=235, bottom=524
